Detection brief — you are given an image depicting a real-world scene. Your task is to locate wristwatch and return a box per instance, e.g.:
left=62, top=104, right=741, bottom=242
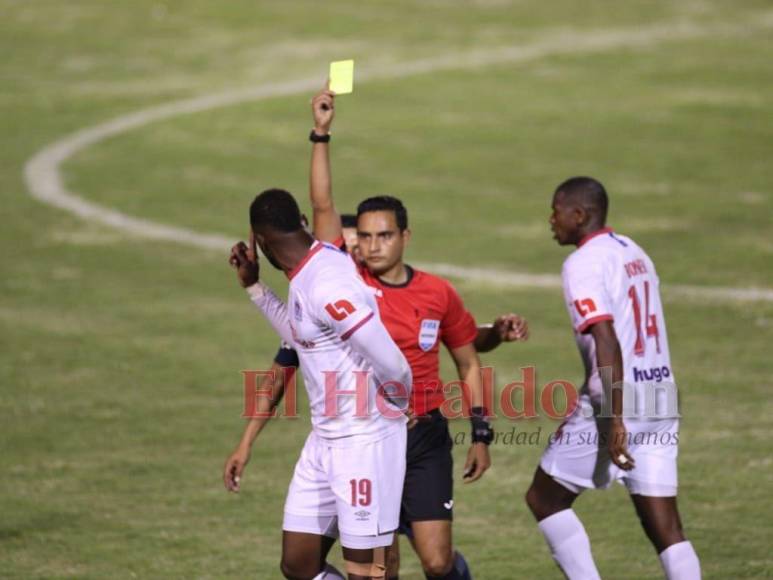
left=309, top=130, right=331, bottom=143
left=470, top=407, right=494, bottom=445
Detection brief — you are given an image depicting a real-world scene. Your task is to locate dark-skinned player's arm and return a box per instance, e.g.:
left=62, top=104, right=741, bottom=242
left=448, top=343, right=492, bottom=483
left=225, top=233, right=298, bottom=491
left=223, top=361, right=289, bottom=492
left=474, top=313, right=530, bottom=353
left=309, top=87, right=343, bottom=244
left=589, top=319, right=634, bottom=471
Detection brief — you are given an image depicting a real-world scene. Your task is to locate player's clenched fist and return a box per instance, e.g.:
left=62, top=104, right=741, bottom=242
left=229, top=232, right=260, bottom=288
left=311, top=87, right=335, bottom=135
left=493, top=313, right=529, bottom=342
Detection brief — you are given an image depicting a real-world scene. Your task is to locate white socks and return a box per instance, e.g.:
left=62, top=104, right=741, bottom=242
left=312, top=563, right=345, bottom=580
left=659, top=541, right=701, bottom=579
left=537, top=510, right=700, bottom=580
left=537, top=509, right=601, bottom=580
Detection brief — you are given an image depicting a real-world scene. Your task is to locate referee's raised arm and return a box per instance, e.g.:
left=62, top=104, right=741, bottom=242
left=309, top=86, right=343, bottom=244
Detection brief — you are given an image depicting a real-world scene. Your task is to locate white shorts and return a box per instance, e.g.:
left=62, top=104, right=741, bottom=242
left=540, top=395, right=679, bottom=497
left=283, top=427, right=406, bottom=549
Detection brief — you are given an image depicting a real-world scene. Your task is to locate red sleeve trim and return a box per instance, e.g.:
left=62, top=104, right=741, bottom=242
left=341, top=312, right=375, bottom=341
left=577, top=314, right=614, bottom=334
left=444, top=337, right=477, bottom=350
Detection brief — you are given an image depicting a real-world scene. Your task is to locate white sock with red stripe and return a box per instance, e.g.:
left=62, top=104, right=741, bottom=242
left=659, top=541, right=701, bottom=579
left=537, top=509, right=601, bottom=580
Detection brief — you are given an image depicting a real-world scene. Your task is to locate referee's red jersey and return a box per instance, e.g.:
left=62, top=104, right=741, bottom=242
left=358, top=265, right=478, bottom=416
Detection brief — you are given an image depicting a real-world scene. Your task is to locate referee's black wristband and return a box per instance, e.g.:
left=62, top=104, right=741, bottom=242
left=309, top=130, right=331, bottom=143
left=470, top=406, right=494, bottom=445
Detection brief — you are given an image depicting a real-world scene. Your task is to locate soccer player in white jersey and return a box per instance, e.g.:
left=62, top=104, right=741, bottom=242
left=228, top=188, right=412, bottom=580
left=525, top=177, right=701, bottom=579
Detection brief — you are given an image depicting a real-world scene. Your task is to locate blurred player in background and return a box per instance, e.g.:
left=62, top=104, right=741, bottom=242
left=228, top=188, right=413, bottom=580
left=222, top=343, right=297, bottom=490
left=308, top=88, right=527, bottom=580
left=340, top=213, right=360, bottom=263
left=525, top=177, right=701, bottom=579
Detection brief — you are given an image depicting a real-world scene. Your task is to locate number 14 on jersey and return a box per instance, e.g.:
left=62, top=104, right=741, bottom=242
left=628, top=281, right=661, bottom=356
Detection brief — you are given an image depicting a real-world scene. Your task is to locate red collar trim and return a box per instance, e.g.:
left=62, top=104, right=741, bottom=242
left=578, top=227, right=613, bottom=248
left=287, top=241, right=323, bottom=280
left=331, top=235, right=346, bottom=251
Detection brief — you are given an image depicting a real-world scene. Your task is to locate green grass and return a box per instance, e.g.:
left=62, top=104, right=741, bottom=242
left=1, top=0, right=772, bottom=578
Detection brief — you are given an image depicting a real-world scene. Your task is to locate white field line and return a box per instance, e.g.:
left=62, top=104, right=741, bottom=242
left=419, top=263, right=773, bottom=303
left=23, top=14, right=773, bottom=303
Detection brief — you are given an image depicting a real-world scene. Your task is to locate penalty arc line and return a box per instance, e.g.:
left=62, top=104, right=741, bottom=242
left=23, top=13, right=773, bottom=303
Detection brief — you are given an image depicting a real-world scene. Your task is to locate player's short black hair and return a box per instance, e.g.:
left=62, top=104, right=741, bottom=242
left=357, top=195, right=408, bottom=231
left=555, top=176, right=609, bottom=224
left=340, top=213, right=357, bottom=229
left=250, top=188, right=303, bottom=233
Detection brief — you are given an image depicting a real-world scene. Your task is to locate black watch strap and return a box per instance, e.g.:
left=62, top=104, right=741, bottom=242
left=309, top=130, right=331, bottom=143
left=470, top=406, right=494, bottom=445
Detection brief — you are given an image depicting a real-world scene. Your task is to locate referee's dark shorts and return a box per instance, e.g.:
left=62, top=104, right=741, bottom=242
left=400, top=407, right=454, bottom=533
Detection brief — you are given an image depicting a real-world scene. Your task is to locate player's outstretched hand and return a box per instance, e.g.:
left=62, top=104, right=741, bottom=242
left=223, top=446, right=251, bottom=492
left=229, top=231, right=260, bottom=288
left=311, top=86, right=335, bottom=135
left=462, top=443, right=491, bottom=484
left=493, top=313, right=529, bottom=342
left=608, top=418, right=635, bottom=471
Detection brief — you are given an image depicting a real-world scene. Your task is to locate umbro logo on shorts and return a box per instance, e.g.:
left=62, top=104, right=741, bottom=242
left=355, top=510, right=371, bottom=520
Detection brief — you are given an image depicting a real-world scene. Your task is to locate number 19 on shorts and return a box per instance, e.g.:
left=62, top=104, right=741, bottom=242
left=349, top=478, right=372, bottom=507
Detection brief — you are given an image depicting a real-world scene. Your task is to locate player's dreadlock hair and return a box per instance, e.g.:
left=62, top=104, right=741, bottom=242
left=555, top=176, right=609, bottom=225
left=250, top=188, right=304, bottom=233
left=340, top=213, right=357, bottom=229
left=357, top=196, right=408, bottom=231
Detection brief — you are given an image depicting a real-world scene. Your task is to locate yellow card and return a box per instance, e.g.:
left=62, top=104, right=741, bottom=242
left=329, top=59, right=354, bottom=94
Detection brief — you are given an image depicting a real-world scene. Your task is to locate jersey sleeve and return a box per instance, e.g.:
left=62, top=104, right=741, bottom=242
left=440, top=280, right=478, bottom=349
left=246, top=282, right=294, bottom=346
left=562, top=252, right=614, bottom=334
left=310, top=276, right=377, bottom=341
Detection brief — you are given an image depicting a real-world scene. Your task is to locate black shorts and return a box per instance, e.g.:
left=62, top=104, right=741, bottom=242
left=273, top=342, right=299, bottom=367
left=400, top=408, right=454, bottom=531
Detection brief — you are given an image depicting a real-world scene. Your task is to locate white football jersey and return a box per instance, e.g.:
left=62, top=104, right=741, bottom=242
left=562, top=228, right=677, bottom=417
left=285, top=241, right=408, bottom=445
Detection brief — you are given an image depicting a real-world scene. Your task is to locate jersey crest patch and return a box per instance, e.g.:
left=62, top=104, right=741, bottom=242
left=419, top=319, right=440, bottom=352
left=574, top=298, right=597, bottom=317
left=325, top=299, right=356, bottom=321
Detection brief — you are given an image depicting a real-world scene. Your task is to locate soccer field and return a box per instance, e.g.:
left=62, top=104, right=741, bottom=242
left=2, top=1, right=772, bottom=578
